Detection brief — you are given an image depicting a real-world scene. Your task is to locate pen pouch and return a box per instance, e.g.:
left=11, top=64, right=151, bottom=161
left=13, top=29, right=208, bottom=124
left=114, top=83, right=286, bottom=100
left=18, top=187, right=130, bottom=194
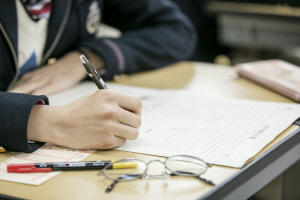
left=235, top=59, right=300, bottom=102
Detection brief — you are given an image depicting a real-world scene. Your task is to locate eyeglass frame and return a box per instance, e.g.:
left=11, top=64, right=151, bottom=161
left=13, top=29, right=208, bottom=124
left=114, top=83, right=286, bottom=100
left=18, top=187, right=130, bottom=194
left=98, top=155, right=215, bottom=192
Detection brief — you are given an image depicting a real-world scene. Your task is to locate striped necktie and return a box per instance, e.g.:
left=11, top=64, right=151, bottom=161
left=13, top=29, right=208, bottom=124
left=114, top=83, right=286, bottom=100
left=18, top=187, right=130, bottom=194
left=22, top=0, right=52, bottom=20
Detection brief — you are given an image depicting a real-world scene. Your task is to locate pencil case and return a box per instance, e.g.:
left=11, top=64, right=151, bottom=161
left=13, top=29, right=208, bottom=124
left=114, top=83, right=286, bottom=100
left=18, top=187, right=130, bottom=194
left=235, top=59, right=300, bottom=102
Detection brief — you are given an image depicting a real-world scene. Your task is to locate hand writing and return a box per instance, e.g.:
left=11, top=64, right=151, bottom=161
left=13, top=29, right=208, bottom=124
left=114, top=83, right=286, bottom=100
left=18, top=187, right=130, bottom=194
left=27, top=90, right=142, bottom=149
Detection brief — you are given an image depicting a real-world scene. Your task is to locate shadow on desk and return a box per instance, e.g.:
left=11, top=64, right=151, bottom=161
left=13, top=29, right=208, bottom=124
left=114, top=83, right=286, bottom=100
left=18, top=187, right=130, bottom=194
left=0, top=193, right=23, bottom=200
left=249, top=160, right=300, bottom=200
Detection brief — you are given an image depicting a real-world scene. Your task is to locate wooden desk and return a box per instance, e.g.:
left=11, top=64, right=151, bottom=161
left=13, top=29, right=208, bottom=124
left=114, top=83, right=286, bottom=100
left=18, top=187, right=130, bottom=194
left=0, top=62, right=299, bottom=200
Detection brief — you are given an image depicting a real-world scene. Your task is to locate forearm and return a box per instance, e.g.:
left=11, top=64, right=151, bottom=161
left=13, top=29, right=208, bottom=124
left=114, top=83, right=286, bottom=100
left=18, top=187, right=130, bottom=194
left=78, top=48, right=105, bottom=72
left=8, top=50, right=105, bottom=96
left=53, top=51, right=87, bottom=82
left=56, top=50, right=105, bottom=78
left=0, top=92, right=48, bottom=152
left=78, top=0, right=197, bottom=80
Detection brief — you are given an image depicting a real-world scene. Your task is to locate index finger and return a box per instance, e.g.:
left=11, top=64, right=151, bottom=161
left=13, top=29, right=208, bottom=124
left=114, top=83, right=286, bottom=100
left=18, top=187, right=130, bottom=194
left=116, top=93, right=143, bottom=116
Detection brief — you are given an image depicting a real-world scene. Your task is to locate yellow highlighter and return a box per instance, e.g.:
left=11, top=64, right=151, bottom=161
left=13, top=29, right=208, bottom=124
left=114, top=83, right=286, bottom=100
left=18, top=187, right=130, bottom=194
left=112, top=162, right=138, bottom=169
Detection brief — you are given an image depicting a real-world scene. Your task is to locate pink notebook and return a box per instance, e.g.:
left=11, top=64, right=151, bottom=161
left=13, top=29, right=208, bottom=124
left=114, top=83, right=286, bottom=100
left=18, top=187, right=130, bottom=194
left=235, top=60, right=300, bottom=102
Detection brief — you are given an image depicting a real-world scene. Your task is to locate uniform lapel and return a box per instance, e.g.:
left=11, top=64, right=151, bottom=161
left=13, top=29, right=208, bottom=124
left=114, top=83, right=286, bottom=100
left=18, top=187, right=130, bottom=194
left=0, top=1, right=18, bottom=57
left=43, top=0, right=72, bottom=56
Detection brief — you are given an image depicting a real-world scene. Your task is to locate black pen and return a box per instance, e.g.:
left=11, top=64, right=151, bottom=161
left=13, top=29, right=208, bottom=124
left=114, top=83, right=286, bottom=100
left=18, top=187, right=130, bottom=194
left=7, top=160, right=137, bottom=173
left=79, top=54, right=107, bottom=89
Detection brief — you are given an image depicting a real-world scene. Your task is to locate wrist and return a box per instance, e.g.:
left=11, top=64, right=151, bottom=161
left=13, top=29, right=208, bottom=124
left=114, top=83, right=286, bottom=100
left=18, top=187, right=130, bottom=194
left=50, top=51, right=88, bottom=84
left=27, top=105, right=61, bottom=144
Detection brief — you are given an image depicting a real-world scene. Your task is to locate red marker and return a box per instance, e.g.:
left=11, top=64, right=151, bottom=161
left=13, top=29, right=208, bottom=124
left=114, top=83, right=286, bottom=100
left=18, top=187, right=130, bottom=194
left=7, top=163, right=52, bottom=173
left=7, top=160, right=137, bottom=173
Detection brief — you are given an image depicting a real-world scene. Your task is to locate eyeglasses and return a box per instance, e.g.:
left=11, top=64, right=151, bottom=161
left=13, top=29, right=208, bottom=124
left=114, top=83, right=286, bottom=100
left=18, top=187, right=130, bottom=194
left=98, top=155, right=215, bottom=193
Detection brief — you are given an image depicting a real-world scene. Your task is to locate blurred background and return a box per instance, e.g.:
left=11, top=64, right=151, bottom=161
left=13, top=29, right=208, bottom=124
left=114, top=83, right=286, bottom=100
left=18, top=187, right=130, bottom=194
left=172, top=0, right=300, bottom=67
left=101, top=0, right=300, bottom=67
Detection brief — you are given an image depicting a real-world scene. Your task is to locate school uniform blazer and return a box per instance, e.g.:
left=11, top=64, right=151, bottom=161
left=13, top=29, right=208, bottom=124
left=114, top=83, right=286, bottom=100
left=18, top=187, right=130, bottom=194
left=0, top=0, right=197, bottom=152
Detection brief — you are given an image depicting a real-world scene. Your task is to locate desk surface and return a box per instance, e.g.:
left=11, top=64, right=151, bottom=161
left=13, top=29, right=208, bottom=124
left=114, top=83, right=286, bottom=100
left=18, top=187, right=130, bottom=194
left=0, top=62, right=299, bottom=200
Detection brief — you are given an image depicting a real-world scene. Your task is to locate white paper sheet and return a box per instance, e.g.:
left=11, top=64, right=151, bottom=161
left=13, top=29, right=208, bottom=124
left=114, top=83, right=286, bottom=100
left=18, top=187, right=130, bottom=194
left=0, top=144, right=94, bottom=185
left=49, top=82, right=300, bottom=168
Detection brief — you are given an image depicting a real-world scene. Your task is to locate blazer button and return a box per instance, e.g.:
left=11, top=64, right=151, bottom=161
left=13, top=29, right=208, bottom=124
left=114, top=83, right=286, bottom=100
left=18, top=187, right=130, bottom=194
left=0, top=146, right=6, bottom=152
left=47, top=58, right=57, bottom=65
left=214, top=55, right=231, bottom=66
left=113, top=74, right=129, bottom=82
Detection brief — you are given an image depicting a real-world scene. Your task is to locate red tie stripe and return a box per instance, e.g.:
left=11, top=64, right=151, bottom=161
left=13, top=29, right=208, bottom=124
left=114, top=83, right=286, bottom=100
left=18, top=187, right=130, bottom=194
left=22, top=0, right=52, bottom=19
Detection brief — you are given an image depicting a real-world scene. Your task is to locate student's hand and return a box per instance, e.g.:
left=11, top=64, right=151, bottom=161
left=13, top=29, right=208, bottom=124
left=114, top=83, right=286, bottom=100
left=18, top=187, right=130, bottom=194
left=27, top=90, right=142, bottom=149
left=8, top=51, right=104, bottom=95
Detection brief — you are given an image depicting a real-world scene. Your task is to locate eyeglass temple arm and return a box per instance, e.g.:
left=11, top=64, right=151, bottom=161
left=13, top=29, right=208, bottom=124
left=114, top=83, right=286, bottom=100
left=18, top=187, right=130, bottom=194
left=106, top=180, right=118, bottom=193
left=171, top=171, right=215, bottom=186
left=105, top=174, right=141, bottom=193
left=197, top=176, right=215, bottom=186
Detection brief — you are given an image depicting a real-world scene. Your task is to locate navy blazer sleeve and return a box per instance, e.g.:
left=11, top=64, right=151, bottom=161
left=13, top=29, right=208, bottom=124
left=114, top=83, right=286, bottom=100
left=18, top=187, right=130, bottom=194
left=77, top=0, right=198, bottom=80
left=0, top=92, right=49, bottom=152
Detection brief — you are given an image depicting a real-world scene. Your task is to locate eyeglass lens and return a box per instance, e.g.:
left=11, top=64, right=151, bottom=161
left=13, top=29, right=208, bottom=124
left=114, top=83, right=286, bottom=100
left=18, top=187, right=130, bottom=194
left=103, top=159, right=147, bottom=182
left=165, top=155, right=208, bottom=176
left=102, top=156, right=212, bottom=192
